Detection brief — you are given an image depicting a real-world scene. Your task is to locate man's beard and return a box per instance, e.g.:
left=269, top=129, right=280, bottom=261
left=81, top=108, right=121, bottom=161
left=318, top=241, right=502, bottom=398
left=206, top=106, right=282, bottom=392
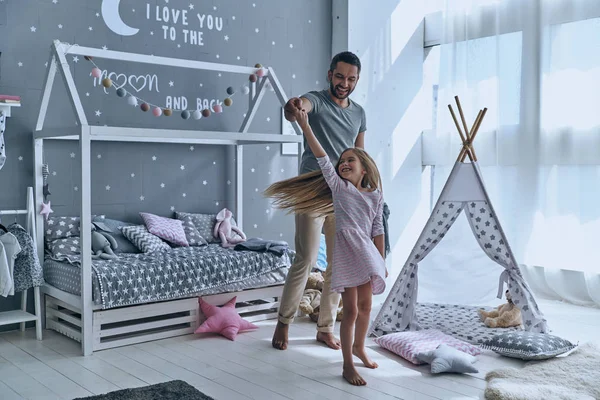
left=329, top=81, right=353, bottom=99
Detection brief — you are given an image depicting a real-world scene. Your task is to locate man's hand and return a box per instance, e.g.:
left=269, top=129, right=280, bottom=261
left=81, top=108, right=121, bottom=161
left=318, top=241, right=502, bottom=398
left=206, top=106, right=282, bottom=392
left=284, top=97, right=303, bottom=122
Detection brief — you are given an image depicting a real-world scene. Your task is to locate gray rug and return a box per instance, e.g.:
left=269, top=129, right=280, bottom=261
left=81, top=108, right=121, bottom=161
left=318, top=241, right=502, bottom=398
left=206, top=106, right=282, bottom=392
left=73, top=380, right=215, bottom=400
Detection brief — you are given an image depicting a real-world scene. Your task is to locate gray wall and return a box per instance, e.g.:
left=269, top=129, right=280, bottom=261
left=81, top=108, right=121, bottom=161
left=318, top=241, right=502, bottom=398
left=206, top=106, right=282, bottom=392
left=0, top=0, right=331, bottom=328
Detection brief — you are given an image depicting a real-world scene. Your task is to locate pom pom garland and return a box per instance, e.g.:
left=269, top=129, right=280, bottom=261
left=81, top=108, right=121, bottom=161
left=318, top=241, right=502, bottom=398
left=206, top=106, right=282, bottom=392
left=84, top=55, right=269, bottom=121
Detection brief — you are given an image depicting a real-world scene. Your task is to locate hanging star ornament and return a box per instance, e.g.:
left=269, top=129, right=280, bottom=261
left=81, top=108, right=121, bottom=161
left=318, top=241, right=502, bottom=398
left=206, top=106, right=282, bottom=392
left=194, top=296, right=258, bottom=340
left=40, top=201, right=53, bottom=220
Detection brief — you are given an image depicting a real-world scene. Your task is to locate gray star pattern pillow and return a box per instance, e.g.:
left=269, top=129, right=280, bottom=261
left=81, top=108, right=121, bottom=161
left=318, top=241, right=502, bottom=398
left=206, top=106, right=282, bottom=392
left=480, top=331, right=577, bottom=360
left=417, top=344, right=479, bottom=374
left=175, top=211, right=241, bottom=243
left=179, top=215, right=208, bottom=246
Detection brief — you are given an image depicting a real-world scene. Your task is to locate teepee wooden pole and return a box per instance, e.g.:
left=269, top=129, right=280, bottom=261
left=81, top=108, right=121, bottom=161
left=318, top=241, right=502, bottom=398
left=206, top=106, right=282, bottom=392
left=460, top=107, right=487, bottom=162
left=459, top=109, right=482, bottom=161
left=448, top=104, right=474, bottom=162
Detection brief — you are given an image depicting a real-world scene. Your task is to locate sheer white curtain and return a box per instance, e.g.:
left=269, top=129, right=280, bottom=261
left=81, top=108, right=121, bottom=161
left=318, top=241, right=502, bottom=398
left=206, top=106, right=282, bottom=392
left=422, top=0, right=600, bottom=307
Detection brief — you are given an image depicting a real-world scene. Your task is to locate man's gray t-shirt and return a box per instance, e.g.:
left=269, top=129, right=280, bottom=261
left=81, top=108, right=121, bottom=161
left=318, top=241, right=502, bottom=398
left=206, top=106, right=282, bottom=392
left=299, top=90, right=367, bottom=174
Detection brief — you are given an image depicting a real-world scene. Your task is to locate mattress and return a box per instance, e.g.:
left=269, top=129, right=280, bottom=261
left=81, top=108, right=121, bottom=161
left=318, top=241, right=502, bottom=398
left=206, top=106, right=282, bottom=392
left=415, top=302, right=521, bottom=345
left=43, top=244, right=292, bottom=309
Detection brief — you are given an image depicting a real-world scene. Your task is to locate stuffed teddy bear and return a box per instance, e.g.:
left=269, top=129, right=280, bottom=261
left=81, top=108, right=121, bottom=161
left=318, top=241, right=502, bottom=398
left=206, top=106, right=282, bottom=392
left=478, top=290, right=522, bottom=328
left=213, top=208, right=247, bottom=248
left=91, top=230, right=118, bottom=260
left=299, top=271, right=344, bottom=322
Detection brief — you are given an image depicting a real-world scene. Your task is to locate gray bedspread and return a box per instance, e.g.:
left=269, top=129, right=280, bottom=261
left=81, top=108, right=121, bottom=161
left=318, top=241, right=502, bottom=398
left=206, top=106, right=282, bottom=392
left=46, top=244, right=292, bottom=309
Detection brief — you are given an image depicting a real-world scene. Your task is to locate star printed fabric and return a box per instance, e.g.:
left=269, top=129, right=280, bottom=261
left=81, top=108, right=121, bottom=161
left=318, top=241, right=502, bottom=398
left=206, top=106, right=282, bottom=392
left=480, top=331, right=577, bottom=360
left=195, top=296, right=258, bottom=340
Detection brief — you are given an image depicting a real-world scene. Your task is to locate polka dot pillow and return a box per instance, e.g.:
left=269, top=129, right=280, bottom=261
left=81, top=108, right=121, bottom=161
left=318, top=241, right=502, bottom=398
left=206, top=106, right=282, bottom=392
left=374, top=329, right=482, bottom=365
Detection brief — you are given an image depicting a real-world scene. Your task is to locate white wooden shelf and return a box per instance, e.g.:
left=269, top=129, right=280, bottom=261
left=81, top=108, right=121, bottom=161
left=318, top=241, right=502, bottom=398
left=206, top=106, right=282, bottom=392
left=0, top=310, right=38, bottom=325
left=0, top=102, right=20, bottom=117
left=35, top=126, right=303, bottom=146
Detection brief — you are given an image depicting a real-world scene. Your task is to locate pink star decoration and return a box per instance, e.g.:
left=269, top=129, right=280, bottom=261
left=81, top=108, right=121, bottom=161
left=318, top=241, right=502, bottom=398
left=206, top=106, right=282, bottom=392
left=40, top=201, right=53, bottom=220
left=194, top=296, right=258, bottom=340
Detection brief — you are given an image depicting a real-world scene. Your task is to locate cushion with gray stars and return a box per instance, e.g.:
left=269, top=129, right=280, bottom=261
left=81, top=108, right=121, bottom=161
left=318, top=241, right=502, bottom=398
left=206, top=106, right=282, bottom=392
left=480, top=330, right=577, bottom=360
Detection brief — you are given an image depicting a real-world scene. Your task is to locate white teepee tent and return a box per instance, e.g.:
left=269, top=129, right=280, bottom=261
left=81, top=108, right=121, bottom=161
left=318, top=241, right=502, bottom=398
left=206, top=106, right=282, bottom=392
left=369, top=97, right=548, bottom=338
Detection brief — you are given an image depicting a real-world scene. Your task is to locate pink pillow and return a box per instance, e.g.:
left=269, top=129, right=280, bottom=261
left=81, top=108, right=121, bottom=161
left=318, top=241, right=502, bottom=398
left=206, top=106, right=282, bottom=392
left=140, top=212, right=189, bottom=247
left=373, top=329, right=482, bottom=364
left=195, top=296, right=258, bottom=341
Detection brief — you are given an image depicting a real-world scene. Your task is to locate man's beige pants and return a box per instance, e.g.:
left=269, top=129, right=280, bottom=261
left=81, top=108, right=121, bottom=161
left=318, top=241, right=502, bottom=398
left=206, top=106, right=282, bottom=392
left=277, top=213, right=340, bottom=333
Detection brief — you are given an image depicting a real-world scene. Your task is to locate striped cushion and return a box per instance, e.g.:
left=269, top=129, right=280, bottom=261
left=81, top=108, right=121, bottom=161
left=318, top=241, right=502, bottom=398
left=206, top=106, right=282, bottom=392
left=374, top=329, right=482, bottom=365
left=140, top=212, right=188, bottom=247
left=120, top=225, right=171, bottom=253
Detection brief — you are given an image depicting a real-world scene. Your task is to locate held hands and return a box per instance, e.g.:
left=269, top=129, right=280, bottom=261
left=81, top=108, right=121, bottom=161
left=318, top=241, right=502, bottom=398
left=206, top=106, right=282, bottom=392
left=294, top=108, right=309, bottom=129
left=284, top=97, right=303, bottom=122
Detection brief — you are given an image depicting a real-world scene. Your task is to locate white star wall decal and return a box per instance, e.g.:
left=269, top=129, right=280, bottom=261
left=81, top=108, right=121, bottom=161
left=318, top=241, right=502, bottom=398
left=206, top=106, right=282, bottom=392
left=95, top=110, right=102, bottom=116
left=180, top=165, right=185, bottom=170
left=160, top=183, right=165, bottom=188
left=17, top=62, right=23, bottom=67
left=130, top=173, right=135, bottom=177
left=182, top=193, right=187, bottom=197
left=52, top=171, right=57, bottom=176
left=18, top=156, right=23, bottom=161
left=170, top=206, right=175, bottom=211
left=73, top=56, right=79, bottom=63
left=70, top=152, right=75, bottom=158
left=152, top=156, right=157, bottom=161
left=58, top=24, right=63, bottom=29
left=254, top=224, right=258, bottom=228
left=140, top=195, right=145, bottom=201
left=203, top=180, right=207, bottom=185
left=88, top=26, right=93, bottom=31
left=189, top=4, right=194, bottom=9
left=227, top=180, right=231, bottom=185
left=97, top=154, right=102, bottom=159
left=224, top=35, right=229, bottom=41
left=30, top=26, right=36, bottom=32
left=266, top=146, right=270, bottom=150
left=169, top=81, right=174, bottom=87
left=189, top=146, right=194, bottom=151
left=105, top=185, right=111, bottom=190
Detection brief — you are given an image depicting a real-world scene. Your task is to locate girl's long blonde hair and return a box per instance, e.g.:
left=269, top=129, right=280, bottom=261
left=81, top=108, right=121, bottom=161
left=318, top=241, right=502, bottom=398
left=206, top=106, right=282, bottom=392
left=264, top=148, right=382, bottom=218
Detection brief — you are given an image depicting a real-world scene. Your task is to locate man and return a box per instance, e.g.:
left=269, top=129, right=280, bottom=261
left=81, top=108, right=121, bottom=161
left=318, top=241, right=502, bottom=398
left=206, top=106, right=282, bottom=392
left=272, top=51, right=366, bottom=350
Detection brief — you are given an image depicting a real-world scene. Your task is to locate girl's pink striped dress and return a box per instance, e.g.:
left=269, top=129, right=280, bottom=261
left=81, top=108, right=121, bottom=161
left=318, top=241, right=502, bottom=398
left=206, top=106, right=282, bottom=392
left=317, top=156, right=386, bottom=294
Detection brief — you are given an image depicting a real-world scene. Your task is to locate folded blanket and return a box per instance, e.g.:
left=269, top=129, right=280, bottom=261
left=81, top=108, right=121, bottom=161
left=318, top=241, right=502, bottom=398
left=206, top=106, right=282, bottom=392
left=234, top=238, right=289, bottom=256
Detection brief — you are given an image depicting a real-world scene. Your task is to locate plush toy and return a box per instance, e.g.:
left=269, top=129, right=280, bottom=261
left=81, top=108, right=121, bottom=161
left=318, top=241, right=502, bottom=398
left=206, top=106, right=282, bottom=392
left=478, top=290, right=522, bottom=328
left=306, top=271, right=324, bottom=291
left=213, top=208, right=247, bottom=248
left=299, top=271, right=344, bottom=322
left=91, top=230, right=118, bottom=260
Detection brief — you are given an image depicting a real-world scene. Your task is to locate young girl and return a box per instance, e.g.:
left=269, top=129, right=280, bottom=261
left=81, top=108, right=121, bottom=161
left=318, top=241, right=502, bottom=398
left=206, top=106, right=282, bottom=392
left=266, top=108, right=387, bottom=386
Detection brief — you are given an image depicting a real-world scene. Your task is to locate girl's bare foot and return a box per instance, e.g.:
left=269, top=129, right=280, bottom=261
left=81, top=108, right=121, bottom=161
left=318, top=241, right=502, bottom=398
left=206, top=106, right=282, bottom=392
left=271, top=321, right=288, bottom=350
left=353, top=345, right=379, bottom=368
left=343, top=364, right=367, bottom=386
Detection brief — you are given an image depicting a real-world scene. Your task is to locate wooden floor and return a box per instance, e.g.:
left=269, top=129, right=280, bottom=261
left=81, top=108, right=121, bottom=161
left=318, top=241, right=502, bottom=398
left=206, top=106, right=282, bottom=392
left=0, top=299, right=598, bottom=400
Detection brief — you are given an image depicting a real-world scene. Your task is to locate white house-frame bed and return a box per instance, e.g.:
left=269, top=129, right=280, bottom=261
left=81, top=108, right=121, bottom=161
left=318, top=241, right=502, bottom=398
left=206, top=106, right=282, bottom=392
left=33, top=39, right=303, bottom=355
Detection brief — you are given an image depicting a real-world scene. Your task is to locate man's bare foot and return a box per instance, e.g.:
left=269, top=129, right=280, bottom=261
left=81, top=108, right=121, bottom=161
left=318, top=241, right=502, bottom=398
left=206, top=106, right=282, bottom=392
left=352, top=345, right=379, bottom=368
left=272, top=321, right=288, bottom=350
left=316, top=331, right=341, bottom=350
left=343, top=364, right=367, bottom=386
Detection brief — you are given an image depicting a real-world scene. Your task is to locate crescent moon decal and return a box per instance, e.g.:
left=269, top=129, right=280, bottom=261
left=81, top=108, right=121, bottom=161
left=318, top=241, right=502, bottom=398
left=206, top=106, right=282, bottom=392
left=101, top=0, right=139, bottom=36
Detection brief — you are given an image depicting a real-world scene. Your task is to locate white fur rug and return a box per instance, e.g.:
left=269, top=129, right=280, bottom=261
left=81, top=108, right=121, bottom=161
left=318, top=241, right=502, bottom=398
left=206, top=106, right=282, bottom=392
left=484, top=342, right=600, bottom=400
